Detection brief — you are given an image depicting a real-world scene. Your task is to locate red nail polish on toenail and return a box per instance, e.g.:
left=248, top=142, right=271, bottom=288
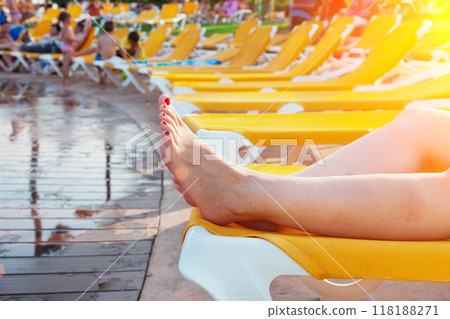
left=165, top=97, right=170, bottom=105
left=165, top=131, right=170, bottom=135
left=162, top=112, right=166, bottom=116
left=162, top=121, right=167, bottom=125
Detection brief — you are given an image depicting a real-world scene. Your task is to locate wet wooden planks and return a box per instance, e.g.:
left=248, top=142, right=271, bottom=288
left=0, top=208, right=159, bottom=300
left=0, top=79, right=163, bottom=300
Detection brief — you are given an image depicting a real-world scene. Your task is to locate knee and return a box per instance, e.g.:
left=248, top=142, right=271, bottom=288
left=391, top=108, right=439, bottom=134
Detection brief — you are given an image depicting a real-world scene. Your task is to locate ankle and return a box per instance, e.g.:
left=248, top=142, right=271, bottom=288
left=230, top=169, right=268, bottom=221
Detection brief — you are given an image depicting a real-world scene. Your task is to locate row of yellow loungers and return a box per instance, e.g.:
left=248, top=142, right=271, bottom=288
left=1, top=12, right=449, bottom=300
left=170, top=17, right=450, bottom=300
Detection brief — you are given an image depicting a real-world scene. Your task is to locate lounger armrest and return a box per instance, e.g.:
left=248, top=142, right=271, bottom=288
left=405, top=99, right=450, bottom=110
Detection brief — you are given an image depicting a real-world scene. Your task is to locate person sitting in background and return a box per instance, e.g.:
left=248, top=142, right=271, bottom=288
left=75, top=21, right=126, bottom=84
left=0, top=21, right=18, bottom=51
left=213, top=0, right=223, bottom=15
left=133, top=2, right=143, bottom=14
left=143, top=3, right=158, bottom=11
left=121, top=30, right=145, bottom=60
left=20, top=23, right=61, bottom=53
left=0, top=3, right=8, bottom=24
left=87, top=0, right=103, bottom=17
left=37, top=23, right=61, bottom=42
left=222, top=0, right=239, bottom=17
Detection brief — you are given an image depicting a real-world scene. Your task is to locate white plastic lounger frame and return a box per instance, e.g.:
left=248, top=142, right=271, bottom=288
left=0, top=51, right=34, bottom=72
left=179, top=225, right=383, bottom=301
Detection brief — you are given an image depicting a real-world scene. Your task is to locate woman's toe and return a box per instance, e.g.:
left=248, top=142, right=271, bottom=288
left=159, top=111, right=178, bottom=131
left=158, top=94, right=170, bottom=107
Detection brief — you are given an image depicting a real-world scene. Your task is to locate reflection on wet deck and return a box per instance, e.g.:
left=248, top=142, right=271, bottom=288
left=0, top=79, right=162, bottom=300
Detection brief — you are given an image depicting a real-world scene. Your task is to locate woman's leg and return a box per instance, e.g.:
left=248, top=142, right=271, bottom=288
left=296, top=107, right=450, bottom=177
left=159, top=95, right=450, bottom=240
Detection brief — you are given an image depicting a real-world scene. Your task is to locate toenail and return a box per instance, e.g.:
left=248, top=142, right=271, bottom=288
left=162, top=112, right=166, bottom=116
left=165, top=130, right=170, bottom=135
left=162, top=121, right=167, bottom=125
left=165, top=97, right=170, bottom=105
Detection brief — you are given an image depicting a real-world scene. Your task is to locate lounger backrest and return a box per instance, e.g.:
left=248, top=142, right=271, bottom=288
left=159, top=3, right=180, bottom=20
left=144, top=26, right=171, bottom=57
left=267, top=33, right=289, bottom=47
left=167, top=28, right=202, bottom=61
left=31, top=20, right=52, bottom=38
left=198, top=33, right=232, bottom=49
left=352, top=14, right=398, bottom=51
left=113, top=27, right=130, bottom=41
left=183, top=1, right=199, bottom=16
left=107, top=6, right=123, bottom=15
left=40, top=8, right=61, bottom=21
left=78, top=27, right=96, bottom=52
left=263, top=23, right=314, bottom=72
left=331, top=72, right=450, bottom=103
left=392, top=72, right=450, bottom=99
left=290, top=18, right=354, bottom=76
left=304, top=20, right=324, bottom=44
left=135, top=10, right=158, bottom=22
left=67, top=4, right=82, bottom=20
left=171, top=23, right=200, bottom=46
left=227, top=20, right=259, bottom=47
left=336, top=21, right=424, bottom=86
left=226, top=26, right=274, bottom=68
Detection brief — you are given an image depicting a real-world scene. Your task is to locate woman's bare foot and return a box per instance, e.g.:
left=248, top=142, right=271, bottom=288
left=158, top=94, right=279, bottom=231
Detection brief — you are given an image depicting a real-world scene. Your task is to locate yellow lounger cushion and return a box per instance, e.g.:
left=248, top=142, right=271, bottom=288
left=174, top=72, right=450, bottom=112
left=183, top=110, right=400, bottom=145
left=172, top=21, right=423, bottom=92
left=183, top=165, right=450, bottom=282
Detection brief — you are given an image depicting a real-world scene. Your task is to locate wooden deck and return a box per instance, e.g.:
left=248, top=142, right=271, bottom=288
left=0, top=80, right=162, bottom=300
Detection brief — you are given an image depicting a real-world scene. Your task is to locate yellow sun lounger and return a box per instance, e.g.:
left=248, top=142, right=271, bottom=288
left=72, top=26, right=172, bottom=84
left=27, top=8, right=61, bottom=24
left=182, top=110, right=400, bottom=164
left=197, top=33, right=233, bottom=49
left=336, top=14, right=400, bottom=55
left=149, top=18, right=354, bottom=93
left=0, top=26, right=96, bottom=75
left=67, top=4, right=83, bottom=21
left=183, top=1, right=199, bottom=18
left=37, top=27, right=96, bottom=77
left=28, top=20, right=53, bottom=41
left=153, top=23, right=316, bottom=74
left=145, top=27, right=203, bottom=63
left=144, top=3, right=185, bottom=29
left=216, top=20, right=260, bottom=49
left=195, top=20, right=260, bottom=51
left=93, top=28, right=203, bottom=91
left=125, top=9, right=159, bottom=27
left=142, top=26, right=173, bottom=58
left=112, top=26, right=275, bottom=94
left=408, top=20, right=450, bottom=61
left=167, top=23, right=200, bottom=47
left=172, top=71, right=450, bottom=113
left=171, top=21, right=424, bottom=93
left=151, top=25, right=277, bottom=73
left=179, top=164, right=450, bottom=300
